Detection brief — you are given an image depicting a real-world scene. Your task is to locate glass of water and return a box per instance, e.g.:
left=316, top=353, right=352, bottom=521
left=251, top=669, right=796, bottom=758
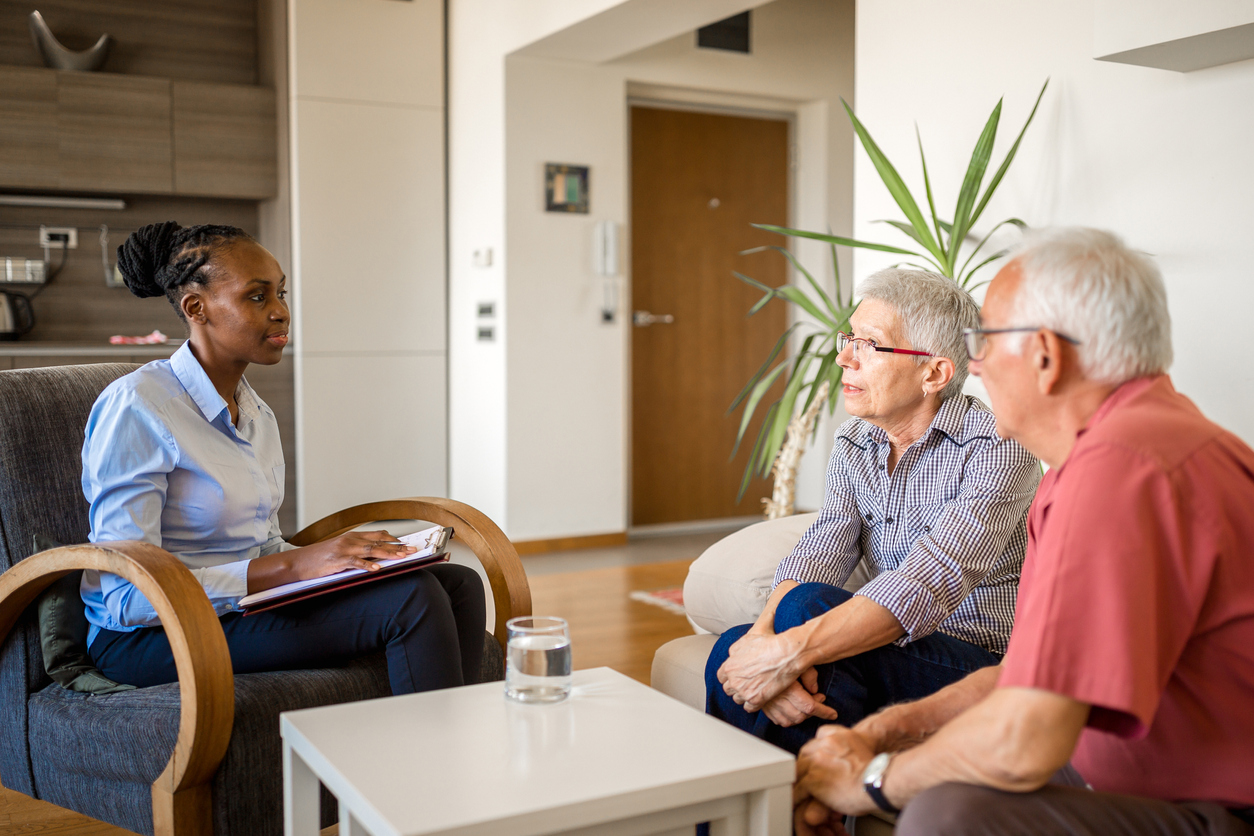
left=505, top=616, right=572, bottom=703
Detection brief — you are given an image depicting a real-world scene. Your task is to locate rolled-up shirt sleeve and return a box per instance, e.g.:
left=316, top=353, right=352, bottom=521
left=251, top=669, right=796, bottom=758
left=774, top=441, right=862, bottom=588
left=855, top=435, right=1039, bottom=645
left=83, top=394, right=252, bottom=628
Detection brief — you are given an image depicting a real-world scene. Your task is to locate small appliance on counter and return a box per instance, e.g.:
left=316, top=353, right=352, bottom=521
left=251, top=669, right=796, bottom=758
left=0, top=289, right=35, bottom=340
left=0, top=223, right=76, bottom=340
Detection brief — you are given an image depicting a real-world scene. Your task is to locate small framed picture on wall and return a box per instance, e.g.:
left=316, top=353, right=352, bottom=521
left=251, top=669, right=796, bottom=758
left=545, top=163, right=590, bottom=213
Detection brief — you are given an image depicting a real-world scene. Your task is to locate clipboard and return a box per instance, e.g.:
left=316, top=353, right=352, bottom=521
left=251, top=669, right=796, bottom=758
left=239, top=526, right=453, bottom=616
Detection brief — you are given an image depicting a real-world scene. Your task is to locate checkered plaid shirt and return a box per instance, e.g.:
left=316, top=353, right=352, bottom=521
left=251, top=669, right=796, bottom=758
left=774, top=395, right=1039, bottom=655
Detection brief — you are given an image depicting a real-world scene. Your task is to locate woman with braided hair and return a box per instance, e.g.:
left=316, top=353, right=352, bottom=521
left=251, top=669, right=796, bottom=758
left=80, top=221, right=485, bottom=693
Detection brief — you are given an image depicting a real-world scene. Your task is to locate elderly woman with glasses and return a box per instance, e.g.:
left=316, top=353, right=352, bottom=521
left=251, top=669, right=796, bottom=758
left=707, top=268, right=1040, bottom=755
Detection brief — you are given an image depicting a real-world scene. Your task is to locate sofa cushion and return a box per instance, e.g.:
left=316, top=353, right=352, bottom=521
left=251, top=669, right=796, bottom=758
left=32, top=534, right=134, bottom=696
left=683, top=513, right=876, bottom=635
left=684, top=513, right=820, bottom=634
left=37, top=568, right=135, bottom=695
left=651, top=634, right=718, bottom=711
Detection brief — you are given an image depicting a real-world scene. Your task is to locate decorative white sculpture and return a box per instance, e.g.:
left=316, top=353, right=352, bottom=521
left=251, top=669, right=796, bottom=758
left=762, top=379, right=830, bottom=521
left=29, top=10, right=112, bottom=72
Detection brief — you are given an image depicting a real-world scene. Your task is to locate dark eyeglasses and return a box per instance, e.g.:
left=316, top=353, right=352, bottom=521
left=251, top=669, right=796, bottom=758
left=836, top=331, right=934, bottom=358
left=963, top=327, right=1081, bottom=361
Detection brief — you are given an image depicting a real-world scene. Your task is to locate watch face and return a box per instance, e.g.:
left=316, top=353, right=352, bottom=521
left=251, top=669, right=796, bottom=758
left=863, top=752, right=891, bottom=783
left=862, top=752, right=899, bottom=815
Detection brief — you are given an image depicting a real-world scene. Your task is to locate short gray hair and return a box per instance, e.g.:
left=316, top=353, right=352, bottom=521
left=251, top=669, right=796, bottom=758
left=858, top=268, right=980, bottom=400
left=1010, top=227, right=1172, bottom=385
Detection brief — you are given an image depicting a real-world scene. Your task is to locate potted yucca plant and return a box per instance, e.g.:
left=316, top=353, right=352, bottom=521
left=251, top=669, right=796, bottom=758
left=733, top=81, right=1049, bottom=514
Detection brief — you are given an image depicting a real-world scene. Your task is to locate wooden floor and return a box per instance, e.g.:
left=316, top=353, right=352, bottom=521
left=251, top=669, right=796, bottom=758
left=0, top=784, right=134, bottom=836
left=0, top=556, right=699, bottom=835
left=530, top=556, right=696, bottom=683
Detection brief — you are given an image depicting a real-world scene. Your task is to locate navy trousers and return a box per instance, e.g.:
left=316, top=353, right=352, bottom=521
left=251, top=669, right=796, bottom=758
left=705, top=582, right=1001, bottom=753
left=90, top=563, right=486, bottom=695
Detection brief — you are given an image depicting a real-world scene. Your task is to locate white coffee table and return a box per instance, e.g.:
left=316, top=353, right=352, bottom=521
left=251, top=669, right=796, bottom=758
left=280, top=667, right=795, bottom=836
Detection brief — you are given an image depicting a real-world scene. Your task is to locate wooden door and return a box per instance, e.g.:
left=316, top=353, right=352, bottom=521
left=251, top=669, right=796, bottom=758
left=630, top=106, right=788, bottom=526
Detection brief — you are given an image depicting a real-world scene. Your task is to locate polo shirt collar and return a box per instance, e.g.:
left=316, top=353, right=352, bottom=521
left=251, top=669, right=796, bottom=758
left=1083, top=375, right=1164, bottom=434
left=1066, top=375, right=1167, bottom=457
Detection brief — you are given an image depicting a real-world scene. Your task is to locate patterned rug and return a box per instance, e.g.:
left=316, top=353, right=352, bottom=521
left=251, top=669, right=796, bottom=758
left=629, top=586, right=686, bottom=616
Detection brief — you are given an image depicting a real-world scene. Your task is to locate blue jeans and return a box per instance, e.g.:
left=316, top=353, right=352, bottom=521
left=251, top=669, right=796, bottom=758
left=705, top=582, right=1001, bottom=754
left=90, top=564, right=485, bottom=695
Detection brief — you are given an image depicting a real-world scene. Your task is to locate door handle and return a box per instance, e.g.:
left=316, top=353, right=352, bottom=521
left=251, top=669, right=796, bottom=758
left=633, top=311, right=675, bottom=327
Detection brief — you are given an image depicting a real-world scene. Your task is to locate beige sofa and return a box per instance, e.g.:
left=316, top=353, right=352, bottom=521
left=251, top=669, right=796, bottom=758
left=651, top=512, right=879, bottom=707
left=651, top=513, right=893, bottom=835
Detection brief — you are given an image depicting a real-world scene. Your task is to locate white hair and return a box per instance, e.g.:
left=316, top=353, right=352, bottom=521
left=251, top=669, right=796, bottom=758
left=858, top=268, right=980, bottom=400
left=1010, top=228, right=1172, bottom=384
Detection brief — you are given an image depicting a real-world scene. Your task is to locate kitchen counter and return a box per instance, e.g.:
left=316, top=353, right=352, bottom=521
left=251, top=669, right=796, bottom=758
left=0, top=341, right=184, bottom=357
left=0, top=341, right=184, bottom=370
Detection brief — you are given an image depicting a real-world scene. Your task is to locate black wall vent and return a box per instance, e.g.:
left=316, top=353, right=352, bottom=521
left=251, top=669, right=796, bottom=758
left=697, top=11, right=751, bottom=54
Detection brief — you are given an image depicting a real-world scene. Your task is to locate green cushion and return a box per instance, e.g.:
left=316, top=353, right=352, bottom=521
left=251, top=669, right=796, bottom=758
left=33, top=534, right=134, bottom=695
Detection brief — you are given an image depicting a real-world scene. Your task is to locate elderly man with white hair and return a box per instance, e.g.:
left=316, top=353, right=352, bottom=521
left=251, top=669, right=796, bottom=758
left=707, top=268, right=1040, bottom=754
left=791, top=228, right=1254, bottom=836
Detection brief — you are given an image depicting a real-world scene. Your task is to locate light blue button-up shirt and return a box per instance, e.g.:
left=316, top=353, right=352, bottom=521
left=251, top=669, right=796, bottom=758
left=80, top=341, right=295, bottom=645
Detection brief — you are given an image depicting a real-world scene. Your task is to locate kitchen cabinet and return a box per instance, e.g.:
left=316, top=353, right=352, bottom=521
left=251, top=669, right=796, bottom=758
left=0, top=67, right=57, bottom=189
left=0, top=66, right=276, bottom=199
left=57, top=72, right=173, bottom=193
left=173, top=81, right=277, bottom=199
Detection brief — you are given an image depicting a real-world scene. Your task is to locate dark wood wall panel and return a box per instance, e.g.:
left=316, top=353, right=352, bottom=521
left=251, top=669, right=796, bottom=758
left=0, top=195, right=259, bottom=342
left=173, top=81, right=277, bottom=198
left=0, top=0, right=258, bottom=84
left=0, top=67, right=56, bottom=189
left=57, top=72, right=173, bottom=193
left=0, top=67, right=278, bottom=198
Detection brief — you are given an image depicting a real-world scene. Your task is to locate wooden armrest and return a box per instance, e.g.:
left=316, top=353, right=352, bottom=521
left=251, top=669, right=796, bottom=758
left=289, top=497, right=532, bottom=649
left=0, top=542, right=232, bottom=836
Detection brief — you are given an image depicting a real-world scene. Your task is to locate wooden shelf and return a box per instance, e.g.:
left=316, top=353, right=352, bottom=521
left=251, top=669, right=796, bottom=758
left=0, top=66, right=276, bottom=200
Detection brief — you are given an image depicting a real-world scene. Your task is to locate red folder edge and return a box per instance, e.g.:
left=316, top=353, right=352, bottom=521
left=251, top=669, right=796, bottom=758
left=240, top=552, right=452, bottom=616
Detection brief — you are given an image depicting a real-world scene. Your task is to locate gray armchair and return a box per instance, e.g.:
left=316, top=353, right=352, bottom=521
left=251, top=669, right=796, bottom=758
left=0, top=363, right=531, bottom=836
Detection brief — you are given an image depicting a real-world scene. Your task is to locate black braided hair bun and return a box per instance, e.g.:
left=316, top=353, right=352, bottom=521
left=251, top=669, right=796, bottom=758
left=117, top=221, right=183, bottom=299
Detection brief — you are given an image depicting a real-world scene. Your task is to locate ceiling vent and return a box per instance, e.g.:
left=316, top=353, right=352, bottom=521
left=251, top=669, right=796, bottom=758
left=697, top=11, right=751, bottom=54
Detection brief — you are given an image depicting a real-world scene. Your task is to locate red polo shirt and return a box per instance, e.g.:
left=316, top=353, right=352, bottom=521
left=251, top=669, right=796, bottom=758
left=999, top=375, right=1254, bottom=807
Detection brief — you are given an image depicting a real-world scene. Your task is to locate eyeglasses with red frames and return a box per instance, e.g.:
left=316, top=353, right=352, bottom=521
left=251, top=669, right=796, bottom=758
left=836, top=331, right=935, bottom=358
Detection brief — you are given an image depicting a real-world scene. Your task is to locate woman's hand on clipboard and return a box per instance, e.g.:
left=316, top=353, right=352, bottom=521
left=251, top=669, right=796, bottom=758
left=246, top=530, right=417, bottom=594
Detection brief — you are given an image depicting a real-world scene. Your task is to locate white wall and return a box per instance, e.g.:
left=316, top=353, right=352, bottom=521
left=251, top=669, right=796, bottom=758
left=503, top=62, right=629, bottom=540
left=496, top=0, right=855, bottom=539
left=853, top=0, right=1254, bottom=444
left=289, top=0, right=447, bottom=524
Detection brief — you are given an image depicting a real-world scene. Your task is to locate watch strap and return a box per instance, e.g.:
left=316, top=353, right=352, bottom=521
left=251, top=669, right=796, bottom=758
left=862, top=753, right=900, bottom=815
left=864, top=777, right=899, bottom=815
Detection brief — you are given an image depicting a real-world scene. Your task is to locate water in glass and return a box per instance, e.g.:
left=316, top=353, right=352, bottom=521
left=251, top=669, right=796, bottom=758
left=505, top=616, right=572, bottom=703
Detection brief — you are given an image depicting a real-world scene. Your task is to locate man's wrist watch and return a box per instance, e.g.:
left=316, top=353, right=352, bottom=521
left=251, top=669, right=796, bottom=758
left=861, top=752, right=899, bottom=814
